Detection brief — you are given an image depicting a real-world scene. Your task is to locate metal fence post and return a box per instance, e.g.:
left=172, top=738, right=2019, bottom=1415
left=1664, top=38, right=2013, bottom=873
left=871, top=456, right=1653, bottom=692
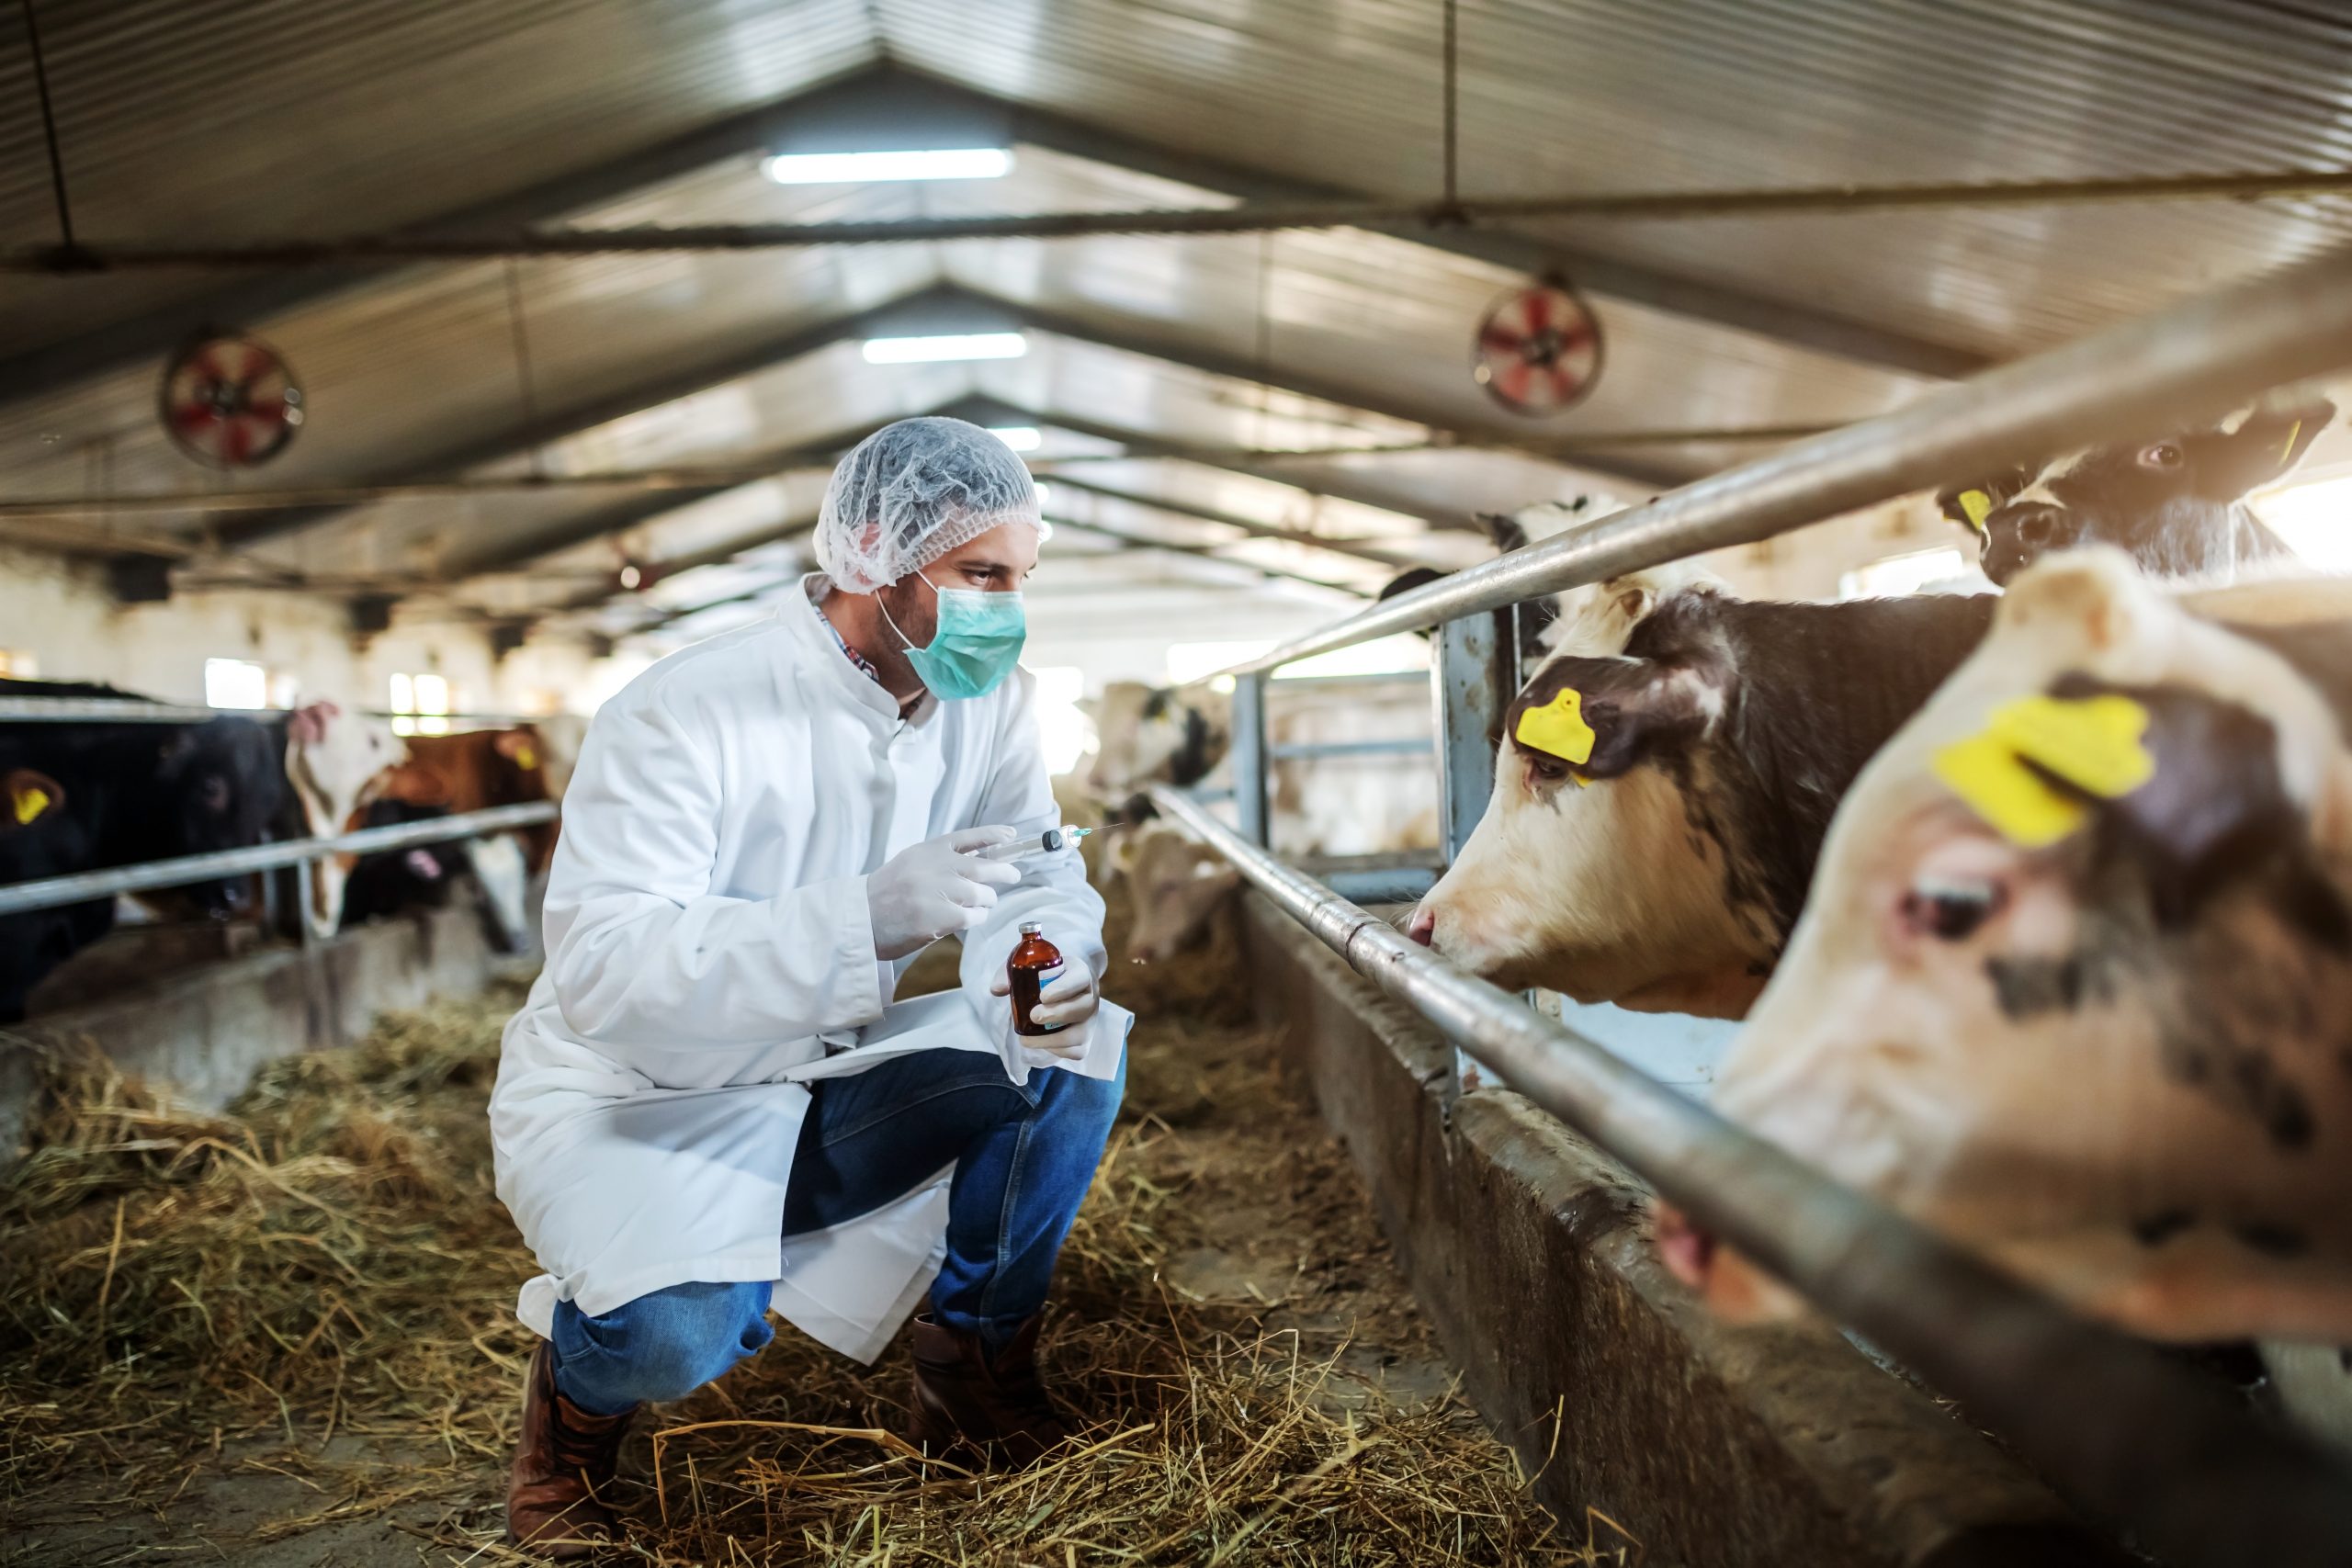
left=1432, top=608, right=1516, bottom=1094
left=1230, top=671, right=1270, bottom=848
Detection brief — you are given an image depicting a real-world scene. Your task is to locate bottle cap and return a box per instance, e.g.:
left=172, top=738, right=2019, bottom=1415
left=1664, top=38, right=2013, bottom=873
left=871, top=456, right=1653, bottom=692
left=1019, top=920, right=1043, bottom=935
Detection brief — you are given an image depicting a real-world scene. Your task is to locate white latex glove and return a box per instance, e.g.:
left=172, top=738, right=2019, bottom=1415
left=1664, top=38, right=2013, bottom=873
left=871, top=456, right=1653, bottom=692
left=989, top=951, right=1101, bottom=1060
left=865, top=826, right=1023, bottom=961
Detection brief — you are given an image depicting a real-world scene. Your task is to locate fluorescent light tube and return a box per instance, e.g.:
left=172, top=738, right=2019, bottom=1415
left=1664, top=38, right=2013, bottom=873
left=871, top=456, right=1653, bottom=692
left=763, top=148, right=1012, bottom=185
left=861, top=333, right=1028, bottom=364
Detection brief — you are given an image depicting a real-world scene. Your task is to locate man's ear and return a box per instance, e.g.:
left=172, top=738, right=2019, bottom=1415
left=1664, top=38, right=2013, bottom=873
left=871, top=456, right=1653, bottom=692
left=1506, top=655, right=1725, bottom=780
left=1936, top=469, right=2028, bottom=542
left=2202, top=397, right=2337, bottom=498
left=2052, top=674, right=2350, bottom=946
left=5, top=768, right=64, bottom=829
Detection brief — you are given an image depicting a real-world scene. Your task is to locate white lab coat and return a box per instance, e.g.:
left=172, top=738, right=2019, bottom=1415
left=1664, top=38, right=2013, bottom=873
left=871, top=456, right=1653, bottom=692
left=491, top=576, right=1128, bottom=1363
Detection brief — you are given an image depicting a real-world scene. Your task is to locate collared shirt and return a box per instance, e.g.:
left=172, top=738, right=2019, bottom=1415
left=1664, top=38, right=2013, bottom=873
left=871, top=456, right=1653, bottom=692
left=814, top=592, right=884, bottom=684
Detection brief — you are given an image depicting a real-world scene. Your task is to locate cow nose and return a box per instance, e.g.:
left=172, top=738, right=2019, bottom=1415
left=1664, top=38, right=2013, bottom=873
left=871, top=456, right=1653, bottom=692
left=1995, top=502, right=2064, bottom=551
left=1652, top=1201, right=1717, bottom=1291
left=1407, top=906, right=1436, bottom=946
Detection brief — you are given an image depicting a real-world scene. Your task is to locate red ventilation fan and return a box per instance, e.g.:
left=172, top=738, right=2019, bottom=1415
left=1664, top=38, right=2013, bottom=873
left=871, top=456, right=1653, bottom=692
left=1472, top=280, right=1602, bottom=415
left=160, top=332, right=305, bottom=468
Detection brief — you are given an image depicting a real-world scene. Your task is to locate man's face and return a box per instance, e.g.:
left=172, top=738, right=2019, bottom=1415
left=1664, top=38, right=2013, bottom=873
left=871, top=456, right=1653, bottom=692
left=876, top=519, right=1040, bottom=651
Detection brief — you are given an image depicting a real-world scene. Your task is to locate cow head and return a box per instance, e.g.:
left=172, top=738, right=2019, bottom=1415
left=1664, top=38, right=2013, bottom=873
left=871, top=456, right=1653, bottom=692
left=1408, top=565, right=1776, bottom=1015
left=159, top=718, right=287, bottom=914
left=1085, top=682, right=1231, bottom=795
left=1114, top=822, right=1242, bottom=965
left=1939, top=398, right=2334, bottom=587
left=490, top=726, right=550, bottom=802
left=1673, top=549, right=2352, bottom=1344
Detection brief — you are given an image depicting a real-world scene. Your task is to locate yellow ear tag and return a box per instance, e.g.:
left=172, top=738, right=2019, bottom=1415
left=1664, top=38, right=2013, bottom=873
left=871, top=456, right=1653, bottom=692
left=2281, top=419, right=2303, bottom=465
left=1991, top=693, right=2154, bottom=799
left=514, top=746, right=537, bottom=770
left=1932, top=694, right=2154, bottom=849
left=1957, top=489, right=1994, bottom=537
left=1516, top=686, right=1597, bottom=766
left=1933, top=733, right=2086, bottom=848
left=13, top=786, right=51, bottom=826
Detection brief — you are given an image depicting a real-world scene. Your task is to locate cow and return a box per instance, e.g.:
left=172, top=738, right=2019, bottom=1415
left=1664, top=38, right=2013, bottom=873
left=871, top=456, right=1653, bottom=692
left=1936, top=397, right=2331, bottom=587
left=1111, top=820, right=1242, bottom=966
left=1086, top=682, right=1229, bottom=795
left=372, top=727, right=555, bottom=952
left=0, top=680, right=287, bottom=1020
left=1084, top=680, right=1437, bottom=859
left=338, top=800, right=466, bottom=927
left=1654, top=551, right=2352, bottom=1440
left=280, top=700, right=405, bottom=939
left=0, top=768, right=104, bottom=1025
left=1407, top=562, right=1998, bottom=1016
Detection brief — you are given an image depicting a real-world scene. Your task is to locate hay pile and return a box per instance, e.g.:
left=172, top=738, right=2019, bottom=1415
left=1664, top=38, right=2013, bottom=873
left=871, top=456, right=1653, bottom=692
left=2, top=949, right=1569, bottom=1562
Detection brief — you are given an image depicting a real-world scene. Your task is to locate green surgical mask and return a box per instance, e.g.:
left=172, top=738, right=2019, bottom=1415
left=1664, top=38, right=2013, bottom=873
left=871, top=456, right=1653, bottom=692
left=882, top=572, right=1027, bottom=699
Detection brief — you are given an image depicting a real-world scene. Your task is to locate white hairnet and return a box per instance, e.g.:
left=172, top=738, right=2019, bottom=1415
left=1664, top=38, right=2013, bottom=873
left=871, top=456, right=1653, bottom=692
left=814, top=416, right=1042, bottom=593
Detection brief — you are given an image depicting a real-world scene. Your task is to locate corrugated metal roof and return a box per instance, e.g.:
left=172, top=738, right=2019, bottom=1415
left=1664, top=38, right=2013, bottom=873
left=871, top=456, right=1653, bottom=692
left=882, top=0, right=2352, bottom=357
left=0, top=0, right=876, bottom=354
left=5, top=0, right=2348, bottom=631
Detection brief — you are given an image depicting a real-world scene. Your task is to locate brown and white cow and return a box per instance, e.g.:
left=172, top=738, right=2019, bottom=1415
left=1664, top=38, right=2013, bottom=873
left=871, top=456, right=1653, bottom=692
left=283, top=700, right=404, bottom=940
left=1408, top=563, right=1998, bottom=1016
left=370, top=727, right=556, bottom=952
left=1659, top=552, right=2352, bottom=1438
left=1111, top=820, right=1243, bottom=966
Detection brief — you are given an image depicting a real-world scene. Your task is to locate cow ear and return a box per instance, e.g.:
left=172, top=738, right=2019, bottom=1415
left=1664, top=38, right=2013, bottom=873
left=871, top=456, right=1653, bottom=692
left=2202, top=397, right=2336, bottom=497
left=1937, top=470, right=2025, bottom=541
left=493, top=728, right=541, bottom=770
left=5, top=768, right=64, bottom=829
left=1509, top=655, right=1725, bottom=781
left=2055, top=676, right=2351, bottom=944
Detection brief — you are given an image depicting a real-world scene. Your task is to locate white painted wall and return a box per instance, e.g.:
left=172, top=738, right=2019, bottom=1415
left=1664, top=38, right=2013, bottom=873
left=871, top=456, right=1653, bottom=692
left=0, top=542, right=615, bottom=716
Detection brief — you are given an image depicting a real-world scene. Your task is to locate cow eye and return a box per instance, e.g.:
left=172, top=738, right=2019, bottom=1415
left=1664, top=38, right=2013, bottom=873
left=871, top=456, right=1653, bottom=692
left=2138, top=442, right=2185, bottom=471
left=1900, top=876, right=2005, bottom=942
left=1521, top=750, right=1572, bottom=786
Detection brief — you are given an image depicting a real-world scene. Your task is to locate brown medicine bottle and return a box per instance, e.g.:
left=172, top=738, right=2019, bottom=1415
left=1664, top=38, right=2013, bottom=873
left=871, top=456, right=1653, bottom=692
left=1009, top=921, right=1068, bottom=1036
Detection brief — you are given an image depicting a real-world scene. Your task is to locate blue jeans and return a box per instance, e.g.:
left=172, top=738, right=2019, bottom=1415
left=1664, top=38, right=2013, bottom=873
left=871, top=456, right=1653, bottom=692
left=549, top=1047, right=1125, bottom=1415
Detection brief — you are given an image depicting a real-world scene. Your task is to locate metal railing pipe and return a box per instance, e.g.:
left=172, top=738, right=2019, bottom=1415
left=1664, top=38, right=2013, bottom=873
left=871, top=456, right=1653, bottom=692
left=0, top=801, right=558, bottom=919
left=0, top=699, right=552, bottom=729
left=1146, top=784, right=2352, bottom=1567
left=1267, top=738, right=1433, bottom=760
left=0, top=697, right=221, bottom=724
left=1201, top=243, right=2352, bottom=682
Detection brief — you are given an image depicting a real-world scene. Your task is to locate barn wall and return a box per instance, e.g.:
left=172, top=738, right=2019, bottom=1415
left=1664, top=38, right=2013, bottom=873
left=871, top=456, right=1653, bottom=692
left=0, top=542, right=612, bottom=714
left=1241, top=894, right=2119, bottom=1568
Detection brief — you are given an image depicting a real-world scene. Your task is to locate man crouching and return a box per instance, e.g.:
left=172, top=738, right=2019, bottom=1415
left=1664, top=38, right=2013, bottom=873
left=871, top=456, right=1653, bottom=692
left=489, top=417, right=1128, bottom=1556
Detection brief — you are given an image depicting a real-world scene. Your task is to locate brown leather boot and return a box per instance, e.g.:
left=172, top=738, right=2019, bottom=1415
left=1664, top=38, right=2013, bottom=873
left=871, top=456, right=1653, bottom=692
left=506, top=1340, right=631, bottom=1558
left=907, top=1313, right=1072, bottom=1467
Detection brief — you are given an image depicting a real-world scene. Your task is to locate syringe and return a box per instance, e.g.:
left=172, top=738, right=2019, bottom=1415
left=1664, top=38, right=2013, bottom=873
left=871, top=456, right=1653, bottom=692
left=975, top=823, right=1095, bottom=862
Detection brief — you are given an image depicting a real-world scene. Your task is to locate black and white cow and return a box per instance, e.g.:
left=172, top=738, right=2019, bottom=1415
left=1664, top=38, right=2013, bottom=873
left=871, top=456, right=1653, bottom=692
left=1407, top=564, right=1997, bottom=1015
left=337, top=799, right=465, bottom=929
left=1937, top=398, right=2332, bottom=586
left=0, top=678, right=288, bottom=1020
left=0, top=766, right=105, bottom=1026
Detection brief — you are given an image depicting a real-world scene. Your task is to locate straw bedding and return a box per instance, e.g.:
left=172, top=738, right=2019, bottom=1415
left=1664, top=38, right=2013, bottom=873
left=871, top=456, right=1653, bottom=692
left=0, top=929, right=1574, bottom=1563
